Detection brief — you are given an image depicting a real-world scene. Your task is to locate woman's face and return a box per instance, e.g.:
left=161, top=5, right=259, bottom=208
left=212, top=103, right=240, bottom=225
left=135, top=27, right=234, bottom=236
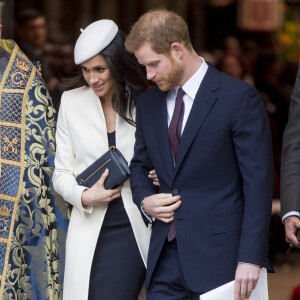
left=81, top=54, right=116, bottom=101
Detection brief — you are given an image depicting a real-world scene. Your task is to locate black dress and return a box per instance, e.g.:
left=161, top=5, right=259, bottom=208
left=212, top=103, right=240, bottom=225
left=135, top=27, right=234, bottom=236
left=88, top=131, right=145, bottom=300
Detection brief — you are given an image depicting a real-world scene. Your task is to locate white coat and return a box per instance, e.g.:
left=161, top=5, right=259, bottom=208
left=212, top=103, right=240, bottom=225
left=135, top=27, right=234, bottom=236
left=53, top=86, right=151, bottom=300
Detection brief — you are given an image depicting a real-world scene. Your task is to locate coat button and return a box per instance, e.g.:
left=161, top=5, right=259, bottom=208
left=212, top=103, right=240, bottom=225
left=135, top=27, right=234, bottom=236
left=173, top=189, right=179, bottom=195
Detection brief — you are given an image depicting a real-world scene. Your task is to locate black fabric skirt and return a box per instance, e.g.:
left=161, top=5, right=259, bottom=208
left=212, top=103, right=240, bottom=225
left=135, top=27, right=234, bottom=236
left=88, top=131, right=145, bottom=300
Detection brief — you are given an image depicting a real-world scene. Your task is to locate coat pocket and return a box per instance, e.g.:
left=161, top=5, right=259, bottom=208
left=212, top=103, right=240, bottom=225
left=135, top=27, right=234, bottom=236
left=211, top=213, right=243, bottom=234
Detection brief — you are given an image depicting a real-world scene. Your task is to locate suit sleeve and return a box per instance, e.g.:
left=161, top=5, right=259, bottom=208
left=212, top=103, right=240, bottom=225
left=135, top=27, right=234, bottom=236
left=130, top=96, right=158, bottom=224
left=281, top=63, right=300, bottom=217
left=52, top=93, right=88, bottom=218
left=231, top=84, right=274, bottom=266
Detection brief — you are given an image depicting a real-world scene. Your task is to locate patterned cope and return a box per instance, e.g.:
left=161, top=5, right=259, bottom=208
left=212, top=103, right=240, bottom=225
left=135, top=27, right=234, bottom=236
left=0, top=40, right=69, bottom=299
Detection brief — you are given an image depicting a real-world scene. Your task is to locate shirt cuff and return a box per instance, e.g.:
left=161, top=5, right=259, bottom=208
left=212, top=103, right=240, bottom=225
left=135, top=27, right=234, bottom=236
left=238, top=262, right=260, bottom=267
left=80, top=187, right=93, bottom=215
left=141, top=199, right=155, bottom=223
left=282, top=211, right=300, bottom=223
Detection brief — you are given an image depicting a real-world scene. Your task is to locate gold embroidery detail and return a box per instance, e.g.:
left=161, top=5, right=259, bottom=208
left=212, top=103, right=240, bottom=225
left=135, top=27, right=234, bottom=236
left=0, top=41, right=32, bottom=296
left=0, top=219, right=9, bottom=233
left=11, top=71, right=26, bottom=86
left=15, top=59, right=30, bottom=72
left=1, top=88, right=25, bottom=94
left=3, top=136, right=18, bottom=153
left=0, top=121, right=22, bottom=128
left=36, top=61, right=42, bottom=77
left=0, top=206, right=10, bottom=217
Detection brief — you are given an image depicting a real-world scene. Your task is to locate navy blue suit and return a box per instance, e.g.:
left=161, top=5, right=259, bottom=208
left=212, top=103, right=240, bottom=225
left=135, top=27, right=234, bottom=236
left=130, top=65, right=274, bottom=294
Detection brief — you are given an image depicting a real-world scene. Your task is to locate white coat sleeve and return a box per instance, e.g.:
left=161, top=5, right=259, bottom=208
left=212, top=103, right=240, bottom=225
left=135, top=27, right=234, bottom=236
left=52, top=94, right=92, bottom=218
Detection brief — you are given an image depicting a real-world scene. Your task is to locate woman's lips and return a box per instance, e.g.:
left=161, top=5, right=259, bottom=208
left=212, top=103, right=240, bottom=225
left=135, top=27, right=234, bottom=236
left=92, top=83, right=104, bottom=91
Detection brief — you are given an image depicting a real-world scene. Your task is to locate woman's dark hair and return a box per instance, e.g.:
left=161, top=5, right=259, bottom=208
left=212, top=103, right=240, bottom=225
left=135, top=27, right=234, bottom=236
left=65, top=30, right=149, bottom=126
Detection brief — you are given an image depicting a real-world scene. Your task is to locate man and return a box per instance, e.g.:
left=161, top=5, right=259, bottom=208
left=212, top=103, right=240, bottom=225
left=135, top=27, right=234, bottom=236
left=0, top=6, right=68, bottom=299
left=14, top=9, right=64, bottom=110
left=14, top=9, right=47, bottom=60
left=281, top=62, right=300, bottom=249
left=125, top=9, right=273, bottom=300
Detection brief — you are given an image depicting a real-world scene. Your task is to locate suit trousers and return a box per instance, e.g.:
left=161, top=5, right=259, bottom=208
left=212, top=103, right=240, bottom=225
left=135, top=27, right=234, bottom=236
left=147, top=239, right=200, bottom=300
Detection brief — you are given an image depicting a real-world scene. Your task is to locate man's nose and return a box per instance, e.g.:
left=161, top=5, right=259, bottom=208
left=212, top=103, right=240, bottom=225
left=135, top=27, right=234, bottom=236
left=146, top=67, right=155, bottom=81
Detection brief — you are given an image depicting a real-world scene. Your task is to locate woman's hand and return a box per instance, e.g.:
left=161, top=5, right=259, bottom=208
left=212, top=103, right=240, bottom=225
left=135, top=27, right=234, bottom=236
left=81, top=169, right=122, bottom=206
left=148, top=169, right=160, bottom=186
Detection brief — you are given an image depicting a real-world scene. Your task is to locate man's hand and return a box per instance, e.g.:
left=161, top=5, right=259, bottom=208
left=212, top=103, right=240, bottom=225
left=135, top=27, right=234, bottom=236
left=284, top=216, right=300, bottom=248
left=143, top=193, right=181, bottom=223
left=234, top=263, right=260, bottom=300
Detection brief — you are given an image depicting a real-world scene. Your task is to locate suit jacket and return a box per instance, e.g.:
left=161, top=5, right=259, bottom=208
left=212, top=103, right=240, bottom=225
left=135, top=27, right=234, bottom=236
left=130, top=65, right=274, bottom=294
left=53, top=86, right=151, bottom=300
left=281, top=63, right=300, bottom=217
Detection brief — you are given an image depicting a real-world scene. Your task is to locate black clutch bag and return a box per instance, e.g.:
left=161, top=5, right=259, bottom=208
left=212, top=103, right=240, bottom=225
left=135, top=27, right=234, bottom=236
left=76, top=146, right=130, bottom=189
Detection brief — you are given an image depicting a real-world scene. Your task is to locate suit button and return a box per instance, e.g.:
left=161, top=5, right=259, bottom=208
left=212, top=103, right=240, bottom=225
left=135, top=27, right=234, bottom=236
left=173, top=189, right=179, bottom=195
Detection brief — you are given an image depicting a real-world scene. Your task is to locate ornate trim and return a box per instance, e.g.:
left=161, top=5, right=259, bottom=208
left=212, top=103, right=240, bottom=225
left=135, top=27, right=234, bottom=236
left=0, top=42, right=35, bottom=295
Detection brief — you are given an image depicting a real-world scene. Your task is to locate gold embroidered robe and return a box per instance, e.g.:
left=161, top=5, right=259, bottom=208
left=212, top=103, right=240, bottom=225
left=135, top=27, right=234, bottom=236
left=0, top=40, right=69, bottom=300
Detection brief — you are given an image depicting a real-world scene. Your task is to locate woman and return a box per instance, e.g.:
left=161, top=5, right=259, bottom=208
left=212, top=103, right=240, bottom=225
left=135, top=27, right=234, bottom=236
left=53, top=20, right=153, bottom=300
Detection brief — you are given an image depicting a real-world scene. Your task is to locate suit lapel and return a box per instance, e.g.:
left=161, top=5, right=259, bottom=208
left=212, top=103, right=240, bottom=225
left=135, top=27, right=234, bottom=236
left=153, top=89, right=174, bottom=179
left=174, top=65, right=220, bottom=176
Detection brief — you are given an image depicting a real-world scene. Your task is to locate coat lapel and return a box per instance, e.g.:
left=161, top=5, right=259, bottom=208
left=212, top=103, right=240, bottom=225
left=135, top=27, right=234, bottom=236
left=89, top=89, right=110, bottom=154
left=116, top=110, right=136, bottom=165
left=174, top=66, right=220, bottom=176
left=153, top=89, right=174, bottom=180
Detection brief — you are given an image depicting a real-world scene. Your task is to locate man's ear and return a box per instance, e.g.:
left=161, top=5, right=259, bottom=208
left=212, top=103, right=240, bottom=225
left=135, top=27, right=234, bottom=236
left=0, top=24, right=2, bottom=39
left=170, top=42, right=184, bottom=60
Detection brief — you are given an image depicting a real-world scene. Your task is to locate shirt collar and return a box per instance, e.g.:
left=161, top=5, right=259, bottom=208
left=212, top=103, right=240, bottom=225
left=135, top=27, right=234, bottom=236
left=176, top=57, right=208, bottom=100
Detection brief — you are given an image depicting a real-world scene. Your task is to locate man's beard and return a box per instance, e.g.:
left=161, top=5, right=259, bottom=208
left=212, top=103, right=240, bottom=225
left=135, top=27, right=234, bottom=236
left=155, top=59, right=184, bottom=91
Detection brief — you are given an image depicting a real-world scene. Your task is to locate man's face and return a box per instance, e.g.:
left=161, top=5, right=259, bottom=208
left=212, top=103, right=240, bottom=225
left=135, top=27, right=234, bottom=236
left=22, top=17, right=47, bottom=49
left=134, top=43, right=184, bottom=91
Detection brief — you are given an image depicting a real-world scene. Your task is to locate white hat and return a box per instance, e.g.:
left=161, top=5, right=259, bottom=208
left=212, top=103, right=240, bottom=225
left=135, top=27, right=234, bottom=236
left=74, top=19, right=118, bottom=65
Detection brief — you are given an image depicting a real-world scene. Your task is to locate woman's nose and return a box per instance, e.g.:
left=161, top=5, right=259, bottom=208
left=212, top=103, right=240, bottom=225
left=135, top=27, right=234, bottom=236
left=88, top=72, right=98, bottom=84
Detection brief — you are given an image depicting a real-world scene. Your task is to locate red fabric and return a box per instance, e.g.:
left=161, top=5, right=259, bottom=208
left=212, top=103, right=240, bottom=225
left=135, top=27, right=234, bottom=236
left=292, top=284, right=300, bottom=300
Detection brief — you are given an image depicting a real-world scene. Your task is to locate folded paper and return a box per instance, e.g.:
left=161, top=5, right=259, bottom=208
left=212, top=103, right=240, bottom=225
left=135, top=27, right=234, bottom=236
left=200, top=268, right=268, bottom=300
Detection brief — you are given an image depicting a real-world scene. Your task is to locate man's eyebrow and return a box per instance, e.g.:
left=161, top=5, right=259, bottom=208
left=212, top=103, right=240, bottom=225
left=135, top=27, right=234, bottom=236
left=146, top=60, right=160, bottom=66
